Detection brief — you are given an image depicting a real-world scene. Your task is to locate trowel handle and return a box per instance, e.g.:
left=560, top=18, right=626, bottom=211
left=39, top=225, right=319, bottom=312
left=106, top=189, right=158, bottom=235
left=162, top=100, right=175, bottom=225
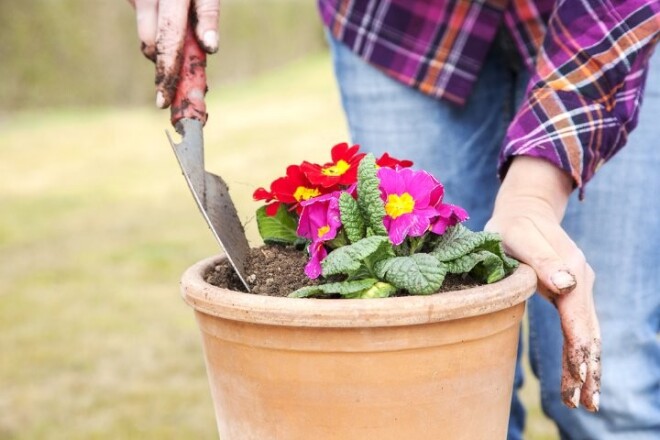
left=170, top=21, right=208, bottom=127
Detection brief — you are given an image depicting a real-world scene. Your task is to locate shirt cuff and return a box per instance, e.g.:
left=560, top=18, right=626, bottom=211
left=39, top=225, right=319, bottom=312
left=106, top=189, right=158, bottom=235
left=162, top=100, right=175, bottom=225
left=498, top=86, right=630, bottom=199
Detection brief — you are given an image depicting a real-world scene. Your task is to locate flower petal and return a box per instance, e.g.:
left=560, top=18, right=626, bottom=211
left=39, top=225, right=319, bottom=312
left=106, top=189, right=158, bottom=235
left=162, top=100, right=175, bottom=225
left=264, top=202, right=281, bottom=216
left=376, top=166, right=398, bottom=197
left=304, top=241, right=327, bottom=279
left=387, top=215, right=413, bottom=245
left=407, top=211, right=435, bottom=237
left=253, top=187, right=273, bottom=201
left=431, top=203, right=469, bottom=235
left=429, top=183, right=445, bottom=206
left=405, top=170, right=439, bottom=205
left=376, top=152, right=413, bottom=169
left=330, top=142, right=350, bottom=162
left=297, top=191, right=343, bottom=241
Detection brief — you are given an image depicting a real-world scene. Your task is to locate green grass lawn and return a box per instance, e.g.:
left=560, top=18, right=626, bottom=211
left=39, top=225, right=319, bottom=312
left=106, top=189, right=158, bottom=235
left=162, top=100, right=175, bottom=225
left=0, top=53, right=558, bottom=439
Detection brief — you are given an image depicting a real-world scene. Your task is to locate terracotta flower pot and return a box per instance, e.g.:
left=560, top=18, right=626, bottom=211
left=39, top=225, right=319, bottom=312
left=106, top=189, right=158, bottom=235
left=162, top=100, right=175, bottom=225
left=181, top=255, right=536, bottom=440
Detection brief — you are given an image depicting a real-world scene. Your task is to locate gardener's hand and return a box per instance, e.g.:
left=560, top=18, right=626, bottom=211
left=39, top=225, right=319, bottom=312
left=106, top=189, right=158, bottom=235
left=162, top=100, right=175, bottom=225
left=127, top=0, right=219, bottom=108
left=485, top=156, right=601, bottom=412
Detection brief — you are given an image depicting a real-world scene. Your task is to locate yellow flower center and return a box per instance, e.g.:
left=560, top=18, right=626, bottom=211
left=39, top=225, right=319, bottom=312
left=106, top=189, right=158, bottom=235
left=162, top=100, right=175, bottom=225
left=385, top=193, right=415, bottom=219
left=321, top=160, right=350, bottom=176
left=317, top=225, right=330, bottom=238
left=293, top=186, right=320, bottom=202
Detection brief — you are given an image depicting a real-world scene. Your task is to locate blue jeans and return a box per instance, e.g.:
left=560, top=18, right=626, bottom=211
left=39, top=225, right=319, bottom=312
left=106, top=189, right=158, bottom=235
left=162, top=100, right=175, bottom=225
left=328, top=32, right=660, bottom=439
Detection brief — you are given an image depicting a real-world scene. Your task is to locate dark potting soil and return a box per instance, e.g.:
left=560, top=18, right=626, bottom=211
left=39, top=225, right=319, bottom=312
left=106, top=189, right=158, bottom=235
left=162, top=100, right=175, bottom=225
left=206, top=245, right=482, bottom=298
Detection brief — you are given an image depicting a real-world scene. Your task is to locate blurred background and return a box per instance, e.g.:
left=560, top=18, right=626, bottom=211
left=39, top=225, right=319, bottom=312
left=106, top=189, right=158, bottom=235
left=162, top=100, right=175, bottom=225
left=0, top=0, right=557, bottom=438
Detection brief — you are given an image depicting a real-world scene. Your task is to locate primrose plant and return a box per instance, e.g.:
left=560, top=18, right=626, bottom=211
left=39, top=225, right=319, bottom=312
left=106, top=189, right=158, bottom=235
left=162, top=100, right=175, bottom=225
left=254, top=143, right=518, bottom=298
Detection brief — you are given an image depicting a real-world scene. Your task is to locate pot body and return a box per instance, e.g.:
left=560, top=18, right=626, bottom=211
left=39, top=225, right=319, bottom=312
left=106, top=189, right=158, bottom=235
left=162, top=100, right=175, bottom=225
left=182, top=256, right=536, bottom=440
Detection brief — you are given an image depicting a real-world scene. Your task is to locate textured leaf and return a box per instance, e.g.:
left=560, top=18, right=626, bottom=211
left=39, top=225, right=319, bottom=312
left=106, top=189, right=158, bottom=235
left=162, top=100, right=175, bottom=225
left=322, top=236, right=393, bottom=277
left=356, top=154, right=388, bottom=236
left=288, top=278, right=378, bottom=298
left=430, top=224, right=485, bottom=261
left=375, top=254, right=446, bottom=295
left=480, top=237, right=519, bottom=271
left=445, top=250, right=506, bottom=284
left=256, top=205, right=298, bottom=245
left=433, top=224, right=519, bottom=280
left=431, top=225, right=512, bottom=262
left=471, top=252, right=508, bottom=284
left=339, top=192, right=366, bottom=243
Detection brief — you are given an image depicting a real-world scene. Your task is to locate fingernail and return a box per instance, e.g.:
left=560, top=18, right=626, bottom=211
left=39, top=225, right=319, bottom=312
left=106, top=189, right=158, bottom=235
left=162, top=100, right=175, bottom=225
left=203, top=30, right=218, bottom=52
left=579, top=362, right=587, bottom=382
left=571, top=388, right=581, bottom=408
left=156, top=91, right=165, bottom=108
left=592, top=392, right=600, bottom=411
left=140, top=41, right=156, bottom=63
left=551, top=270, right=576, bottom=293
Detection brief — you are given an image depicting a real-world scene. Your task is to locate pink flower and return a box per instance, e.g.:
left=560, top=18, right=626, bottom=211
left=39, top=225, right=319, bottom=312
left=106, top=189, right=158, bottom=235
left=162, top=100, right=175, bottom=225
left=428, top=185, right=469, bottom=235
left=304, top=241, right=328, bottom=279
left=297, top=191, right=344, bottom=279
left=297, top=192, right=342, bottom=242
left=431, top=203, right=469, bottom=234
left=377, top=167, right=443, bottom=245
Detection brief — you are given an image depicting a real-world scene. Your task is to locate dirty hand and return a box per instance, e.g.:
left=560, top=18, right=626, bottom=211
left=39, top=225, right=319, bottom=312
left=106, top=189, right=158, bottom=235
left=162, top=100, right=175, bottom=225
left=127, top=0, right=219, bottom=108
left=485, top=156, right=601, bottom=411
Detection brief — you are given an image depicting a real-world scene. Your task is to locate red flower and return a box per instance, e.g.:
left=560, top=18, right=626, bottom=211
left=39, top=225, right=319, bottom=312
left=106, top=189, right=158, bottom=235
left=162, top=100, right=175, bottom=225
left=301, top=143, right=365, bottom=188
left=253, top=165, right=326, bottom=215
left=376, top=152, right=413, bottom=169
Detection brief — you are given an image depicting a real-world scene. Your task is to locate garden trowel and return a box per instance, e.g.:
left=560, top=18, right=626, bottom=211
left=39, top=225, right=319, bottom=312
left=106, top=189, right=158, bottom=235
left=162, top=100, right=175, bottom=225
left=166, top=23, right=251, bottom=291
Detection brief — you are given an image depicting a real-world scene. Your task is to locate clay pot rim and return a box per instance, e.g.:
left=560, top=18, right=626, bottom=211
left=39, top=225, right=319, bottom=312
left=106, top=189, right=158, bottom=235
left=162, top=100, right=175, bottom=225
left=181, top=254, right=537, bottom=328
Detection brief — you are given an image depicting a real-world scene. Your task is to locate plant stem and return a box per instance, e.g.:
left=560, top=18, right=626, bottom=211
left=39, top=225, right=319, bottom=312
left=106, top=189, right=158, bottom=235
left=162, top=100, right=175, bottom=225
left=408, top=236, right=427, bottom=255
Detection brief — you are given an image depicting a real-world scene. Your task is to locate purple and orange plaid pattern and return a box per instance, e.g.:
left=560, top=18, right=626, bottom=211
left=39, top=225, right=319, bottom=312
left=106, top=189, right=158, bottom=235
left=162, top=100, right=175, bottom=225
left=319, top=0, right=659, bottom=193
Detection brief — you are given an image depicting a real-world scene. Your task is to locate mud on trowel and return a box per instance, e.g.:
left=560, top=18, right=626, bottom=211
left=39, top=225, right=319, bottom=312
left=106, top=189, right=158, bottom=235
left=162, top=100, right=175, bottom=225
left=166, top=23, right=251, bottom=291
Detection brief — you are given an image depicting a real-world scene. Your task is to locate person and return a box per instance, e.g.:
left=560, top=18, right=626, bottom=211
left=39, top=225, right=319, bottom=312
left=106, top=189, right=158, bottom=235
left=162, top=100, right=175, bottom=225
left=128, top=1, right=660, bottom=438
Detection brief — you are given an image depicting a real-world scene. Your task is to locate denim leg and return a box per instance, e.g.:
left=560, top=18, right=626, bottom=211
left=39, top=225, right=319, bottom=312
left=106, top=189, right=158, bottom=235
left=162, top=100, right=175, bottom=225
left=527, top=55, right=660, bottom=438
left=326, top=33, right=528, bottom=439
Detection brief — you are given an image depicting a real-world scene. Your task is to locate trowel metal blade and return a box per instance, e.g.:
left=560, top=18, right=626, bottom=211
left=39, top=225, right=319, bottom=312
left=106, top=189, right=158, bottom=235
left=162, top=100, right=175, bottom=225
left=167, top=118, right=251, bottom=291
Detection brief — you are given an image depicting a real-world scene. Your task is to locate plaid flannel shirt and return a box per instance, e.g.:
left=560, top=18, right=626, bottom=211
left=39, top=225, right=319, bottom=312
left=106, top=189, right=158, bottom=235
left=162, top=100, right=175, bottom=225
left=319, top=0, right=660, bottom=193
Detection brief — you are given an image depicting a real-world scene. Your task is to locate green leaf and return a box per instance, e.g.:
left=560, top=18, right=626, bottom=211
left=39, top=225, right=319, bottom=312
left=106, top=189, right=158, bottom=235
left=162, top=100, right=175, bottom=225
left=288, top=278, right=379, bottom=298
left=430, top=224, right=485, bottom=261
left=433, top=224, right=519, bottom=281
left=321, top=235, right=393, bottom=277
left=256, top=205, right=298, bottom=245
left=375, top=254, right=446, bottom=295
left=350, top=282, right=397, bottom=299
left=356, top=154, right=388, bottom=236
left=339, top=192, right=366, bottom=243
left=431, top=225, right=508, bottom=261
left=326, top=229, right=349, bottom=249
left=471, top=253, right=508, bottom=284
left=445, top=250, right=506, bottom=284
left=480, top=236, right=519, bottom=271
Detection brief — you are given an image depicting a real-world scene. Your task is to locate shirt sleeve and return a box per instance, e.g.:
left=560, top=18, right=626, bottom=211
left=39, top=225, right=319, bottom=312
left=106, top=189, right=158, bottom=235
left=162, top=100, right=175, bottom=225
left=499, top=0, right=659, bottom=197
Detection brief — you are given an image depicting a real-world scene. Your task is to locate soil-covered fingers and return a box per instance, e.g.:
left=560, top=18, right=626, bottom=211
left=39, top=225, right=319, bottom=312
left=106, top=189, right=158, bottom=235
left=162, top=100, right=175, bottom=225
left=155, top=0, right=192, bottom=108
left=486, top=213, right=601, bottom=410
left=193, top=0, right=220, bottom=53
left=556, top=263, right=601, bottom=411
left=580, top=314, right=602, bottom=411
left=133, top=0, right=159, bottom=62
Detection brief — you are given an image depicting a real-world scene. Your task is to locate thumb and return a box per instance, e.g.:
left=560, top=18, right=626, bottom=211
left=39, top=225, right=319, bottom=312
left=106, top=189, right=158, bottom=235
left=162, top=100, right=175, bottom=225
left=486, top=216, right=576, bottom=297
